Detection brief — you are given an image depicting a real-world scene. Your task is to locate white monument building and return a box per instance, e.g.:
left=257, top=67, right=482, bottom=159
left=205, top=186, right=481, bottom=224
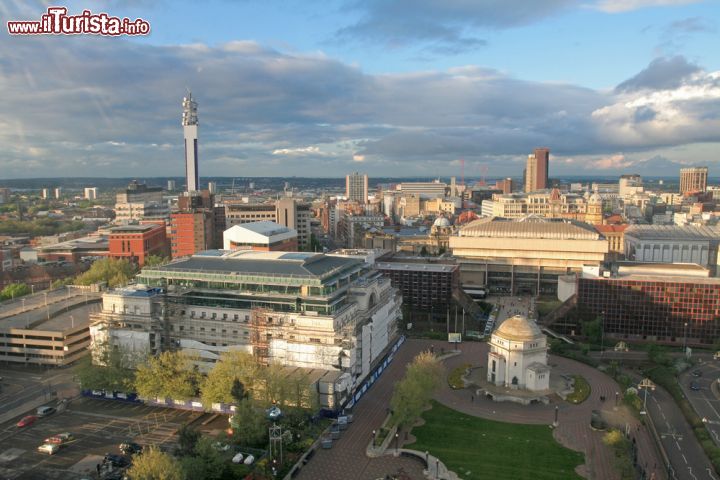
left=487, top=315, right=550, bottom=391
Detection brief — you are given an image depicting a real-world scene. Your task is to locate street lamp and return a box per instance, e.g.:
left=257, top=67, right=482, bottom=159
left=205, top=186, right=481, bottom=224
left=638, top=378, right=656, bottom=415
left=554, top=405, right=559, bottom=426
left=615, top=391, right=619, bottom=407
left=372, top=429, right=376, bottom=447
left=682, top=322, right=688, bottom=352
left=395, top=432, right=399, bottom=452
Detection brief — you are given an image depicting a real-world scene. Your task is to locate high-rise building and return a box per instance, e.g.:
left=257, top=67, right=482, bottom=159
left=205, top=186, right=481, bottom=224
left=495, top=178, right=513, bottom=194
left=84, top=187, right=98, bottom=200
left=346, top=172, right=369, bottom=203
left=54, top=187, right=62, bottom=199
left=208, top=181, right=217, bottom=194
left=167, top=180, right=176, bottom=191
left=525, top=147, right=550, bottom=193
left=170, top=190, right=217, bottom=258
left=182, top=92, right=199, bottom=192
left=679, top=167, right=708, bottom=195
left=115, top=181, right=168, bottom=222
left=41, top=188, right=50, bottom=199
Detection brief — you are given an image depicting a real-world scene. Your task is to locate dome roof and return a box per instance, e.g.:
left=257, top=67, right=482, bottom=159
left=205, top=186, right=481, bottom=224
left=433, top=216, right=451, bottom=227
left=589, top=192, right=602, bottom=204
left=494, top=315, right=543, bottom=341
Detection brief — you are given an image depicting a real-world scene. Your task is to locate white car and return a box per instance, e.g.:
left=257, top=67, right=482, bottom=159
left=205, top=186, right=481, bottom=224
left=243, top=454, right=255, bottom=465
left=38, top=443, right=60, bottom=455
left=231, top=452, right=244, bottom=464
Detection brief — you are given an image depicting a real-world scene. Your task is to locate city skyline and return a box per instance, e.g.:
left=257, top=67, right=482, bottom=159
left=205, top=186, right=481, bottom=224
left=2, top=0, right=720, bottom=179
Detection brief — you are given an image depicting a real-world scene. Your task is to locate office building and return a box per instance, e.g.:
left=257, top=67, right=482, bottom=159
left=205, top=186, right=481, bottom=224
left=167, top=180, right=176, bottom=191
left=54, top=187, right=62, bottom=199
left=376, top=260, right=458, bottom=309
left=525, top=148, right=549, bottom=193
left=108, top=224, right=168, bottom=266
left=224, top=199, right=312, bottom=249
left=90, top=251, right=401, bottom=407
left=41, top=188, right=50, bottom=200
left=115, top=181, right=168, bottom=222
left=680, top=167, right=708, bottom=195
left=576, top=263, right=720, bottom=346
left=397, top=181, right=447, bottom=198
left=624, top=225, right=720, bottom=275
left=618, top=174, right=643, bottom=197
left=223, top=221, right=298, bottom=252
left=182, top=91, right=199, bottom=192
left=495, top=178, right=514, bottom=194
left=170, top=209, right=215, bottom=259
left=84, top=187, right=98, bottom=200
left=450, top=216, right=608, bottom=296
left=346, top=172, right=369, bottom=204
left=208, top=181, right=217, bottom=194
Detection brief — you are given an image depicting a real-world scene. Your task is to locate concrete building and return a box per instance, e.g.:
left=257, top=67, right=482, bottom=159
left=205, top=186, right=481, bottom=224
left=208, top=181, right=217, bottom=194
left=0, top=287, right=100, bottom=365
left=90, top=251, right=402, bottom=408
left=337, top=214, right=385, bottom=249
left=450, top=216, right=608, bottom=296
left=495, top=178, right=513, bottom=194
left=224, top=199, right=312, bottom=249
left=54, top=187, right=62, bottom=199
left=84, top=187, right=98, bottom=200
left=167, top=180, right=176, bottom=191
left=182, top=92, right=199, bottom=192
left=680, top=167, right=708, bottom=195
left=108, top=224, right=168, bottom=266
left=223, top=221, right=298, bottom=252
left=525, top=147, right=549, bottom=193
left=487, top=315, right=549, bottom=391
left=346, top=172, right=368, bottom=204
left=619, top=174, right=643, bottom=197
left=41, top=188, right=51, bottom=200
left=0, top=188, right=11, bottom=204
left=38, top=236, right=109, bottom=263
left=594, top=224, right=628, bottom=259
left=170, top=210, right=215, bottom=258
left=115, top=181, right=168, bottom=222
left=376, top=260, right=458, bottom=309
left=397, top=181, right=447, bottom=198
left=576, top=263, right=720, bottom=346
left=624, top=225, right=720, bottom=275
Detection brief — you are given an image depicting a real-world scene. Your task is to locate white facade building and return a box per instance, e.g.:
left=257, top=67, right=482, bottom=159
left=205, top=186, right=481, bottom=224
left=487, top=315, right=550, bottom=391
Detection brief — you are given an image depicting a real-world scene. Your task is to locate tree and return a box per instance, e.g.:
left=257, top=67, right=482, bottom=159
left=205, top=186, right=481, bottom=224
left=75, top=257, right=137, bottom=288
left=0, top=283, right=31, bottom=301
left=144, top=255, right=169, bottom=267
left=201, top=351, right=259, bottom=409
left=231, top=378, right=248, bottom=403
left=390, top=351, right=443, bottom=428
left=581, top=317, right=602, bottom=345
left=134, top=351, right=202, bottom=401
left=126, top=447, right=185, bottom=480
left=229, top=399, right=268, bottom=447
left=76, top=340, right=138, bottom=392
left=176, top=424, right=201, bottom=457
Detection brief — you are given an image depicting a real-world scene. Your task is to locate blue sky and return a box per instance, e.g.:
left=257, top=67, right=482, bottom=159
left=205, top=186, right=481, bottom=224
left=1, top=0, right=720, bottom=178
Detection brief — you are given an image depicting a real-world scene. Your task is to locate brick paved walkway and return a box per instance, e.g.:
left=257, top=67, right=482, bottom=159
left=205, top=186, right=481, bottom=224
left=296, top=338, right=665, bottom=480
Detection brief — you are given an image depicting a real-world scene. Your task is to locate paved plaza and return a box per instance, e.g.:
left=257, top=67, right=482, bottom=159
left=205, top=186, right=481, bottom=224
left=298, top=336, right=666, bottom=480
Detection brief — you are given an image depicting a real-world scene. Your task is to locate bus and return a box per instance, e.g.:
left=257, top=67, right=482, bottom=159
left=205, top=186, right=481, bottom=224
left=462, top=284, right=487, bottom=301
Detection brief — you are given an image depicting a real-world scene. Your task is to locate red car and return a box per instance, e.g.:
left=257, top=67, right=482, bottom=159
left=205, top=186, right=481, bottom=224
left=17, top=415, right=37, bottom=428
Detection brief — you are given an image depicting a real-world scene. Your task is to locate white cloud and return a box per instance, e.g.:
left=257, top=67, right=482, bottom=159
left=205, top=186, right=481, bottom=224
left=272, top=146, right=322, bottom=156
left=593, top=0, right=701, bottom=13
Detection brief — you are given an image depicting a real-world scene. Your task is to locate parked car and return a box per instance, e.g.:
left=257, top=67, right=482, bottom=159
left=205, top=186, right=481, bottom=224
left=231, top=452, right=244, bottom=464
left=38, top=443, right=60, bottom=455
left=17, top=415, right=37, bottom=428
left=119, top=442, right=143, bottom=455
left=243, top=454, right=255, bottom=465
left=692, top=370, right=703, bottom=377
left=36, top=406, right=56, bottom=417
left=44, top=433, right=74, bottom=445
left=690, top=381, right=701, bottom=391
left=104, top=453, right=130, bottom=468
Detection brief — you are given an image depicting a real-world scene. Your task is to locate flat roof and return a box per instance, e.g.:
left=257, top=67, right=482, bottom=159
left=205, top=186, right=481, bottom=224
left=376, top=262, right=458, bottom=273
left=144, top=251, right=362, bottom=280
left=588, top=274, right=720, bottom=285
left=624, top=225, right=720, bottom=241
left=459, top=216, right=601, bottom=240
left=109, top=224, right=159, bottom=233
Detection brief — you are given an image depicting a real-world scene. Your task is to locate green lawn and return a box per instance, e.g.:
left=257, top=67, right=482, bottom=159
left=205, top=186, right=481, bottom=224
left=409, top=401, right=584, bottom=480
left=566, top=375, right=591, bottom=404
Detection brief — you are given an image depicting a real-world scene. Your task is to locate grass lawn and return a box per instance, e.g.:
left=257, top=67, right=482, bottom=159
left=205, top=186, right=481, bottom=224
left=566, top=375, right=591, bottom=404
left=409, top=401, right=584, bottom=480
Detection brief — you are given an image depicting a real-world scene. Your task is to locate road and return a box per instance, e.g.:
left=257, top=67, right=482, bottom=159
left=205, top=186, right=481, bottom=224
left=0, top=367, right=76, bottom=421
left=644, top=382, right=717, bottom=480
left=679, top=358, right=720, bottom=448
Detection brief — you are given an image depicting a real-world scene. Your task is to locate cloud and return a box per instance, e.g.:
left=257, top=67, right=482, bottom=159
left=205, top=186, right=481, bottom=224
left=334, top=0, right=574, bottom=52
left=0, top=31, right=719, bottom=178
left=594, top=0, right=702, bottom=13
left=615, top=55, right=701, bottom=92
left=272, top=146, right=322, bottom=156
left=592, top=154, right=633, bottom=169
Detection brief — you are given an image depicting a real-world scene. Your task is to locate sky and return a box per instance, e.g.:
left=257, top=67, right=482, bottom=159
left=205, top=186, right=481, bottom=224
left=1, top=0, right=719, bottom=179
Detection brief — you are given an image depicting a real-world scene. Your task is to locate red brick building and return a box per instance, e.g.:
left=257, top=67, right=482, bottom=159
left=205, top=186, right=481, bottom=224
left=108, top=224, right=168, bottom=266
left=170, top=211, right=215, bottom=259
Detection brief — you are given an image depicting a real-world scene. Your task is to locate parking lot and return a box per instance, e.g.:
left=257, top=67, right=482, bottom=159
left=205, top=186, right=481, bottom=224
left=0, top=397, right=206, bottom=480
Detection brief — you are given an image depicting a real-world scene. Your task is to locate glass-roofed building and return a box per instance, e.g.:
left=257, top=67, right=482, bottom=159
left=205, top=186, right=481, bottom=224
left=90, top=250, right=401, bottom=407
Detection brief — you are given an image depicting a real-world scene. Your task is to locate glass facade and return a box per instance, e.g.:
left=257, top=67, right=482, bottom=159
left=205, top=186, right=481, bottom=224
left=577, top=277, right=720, bottom=345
